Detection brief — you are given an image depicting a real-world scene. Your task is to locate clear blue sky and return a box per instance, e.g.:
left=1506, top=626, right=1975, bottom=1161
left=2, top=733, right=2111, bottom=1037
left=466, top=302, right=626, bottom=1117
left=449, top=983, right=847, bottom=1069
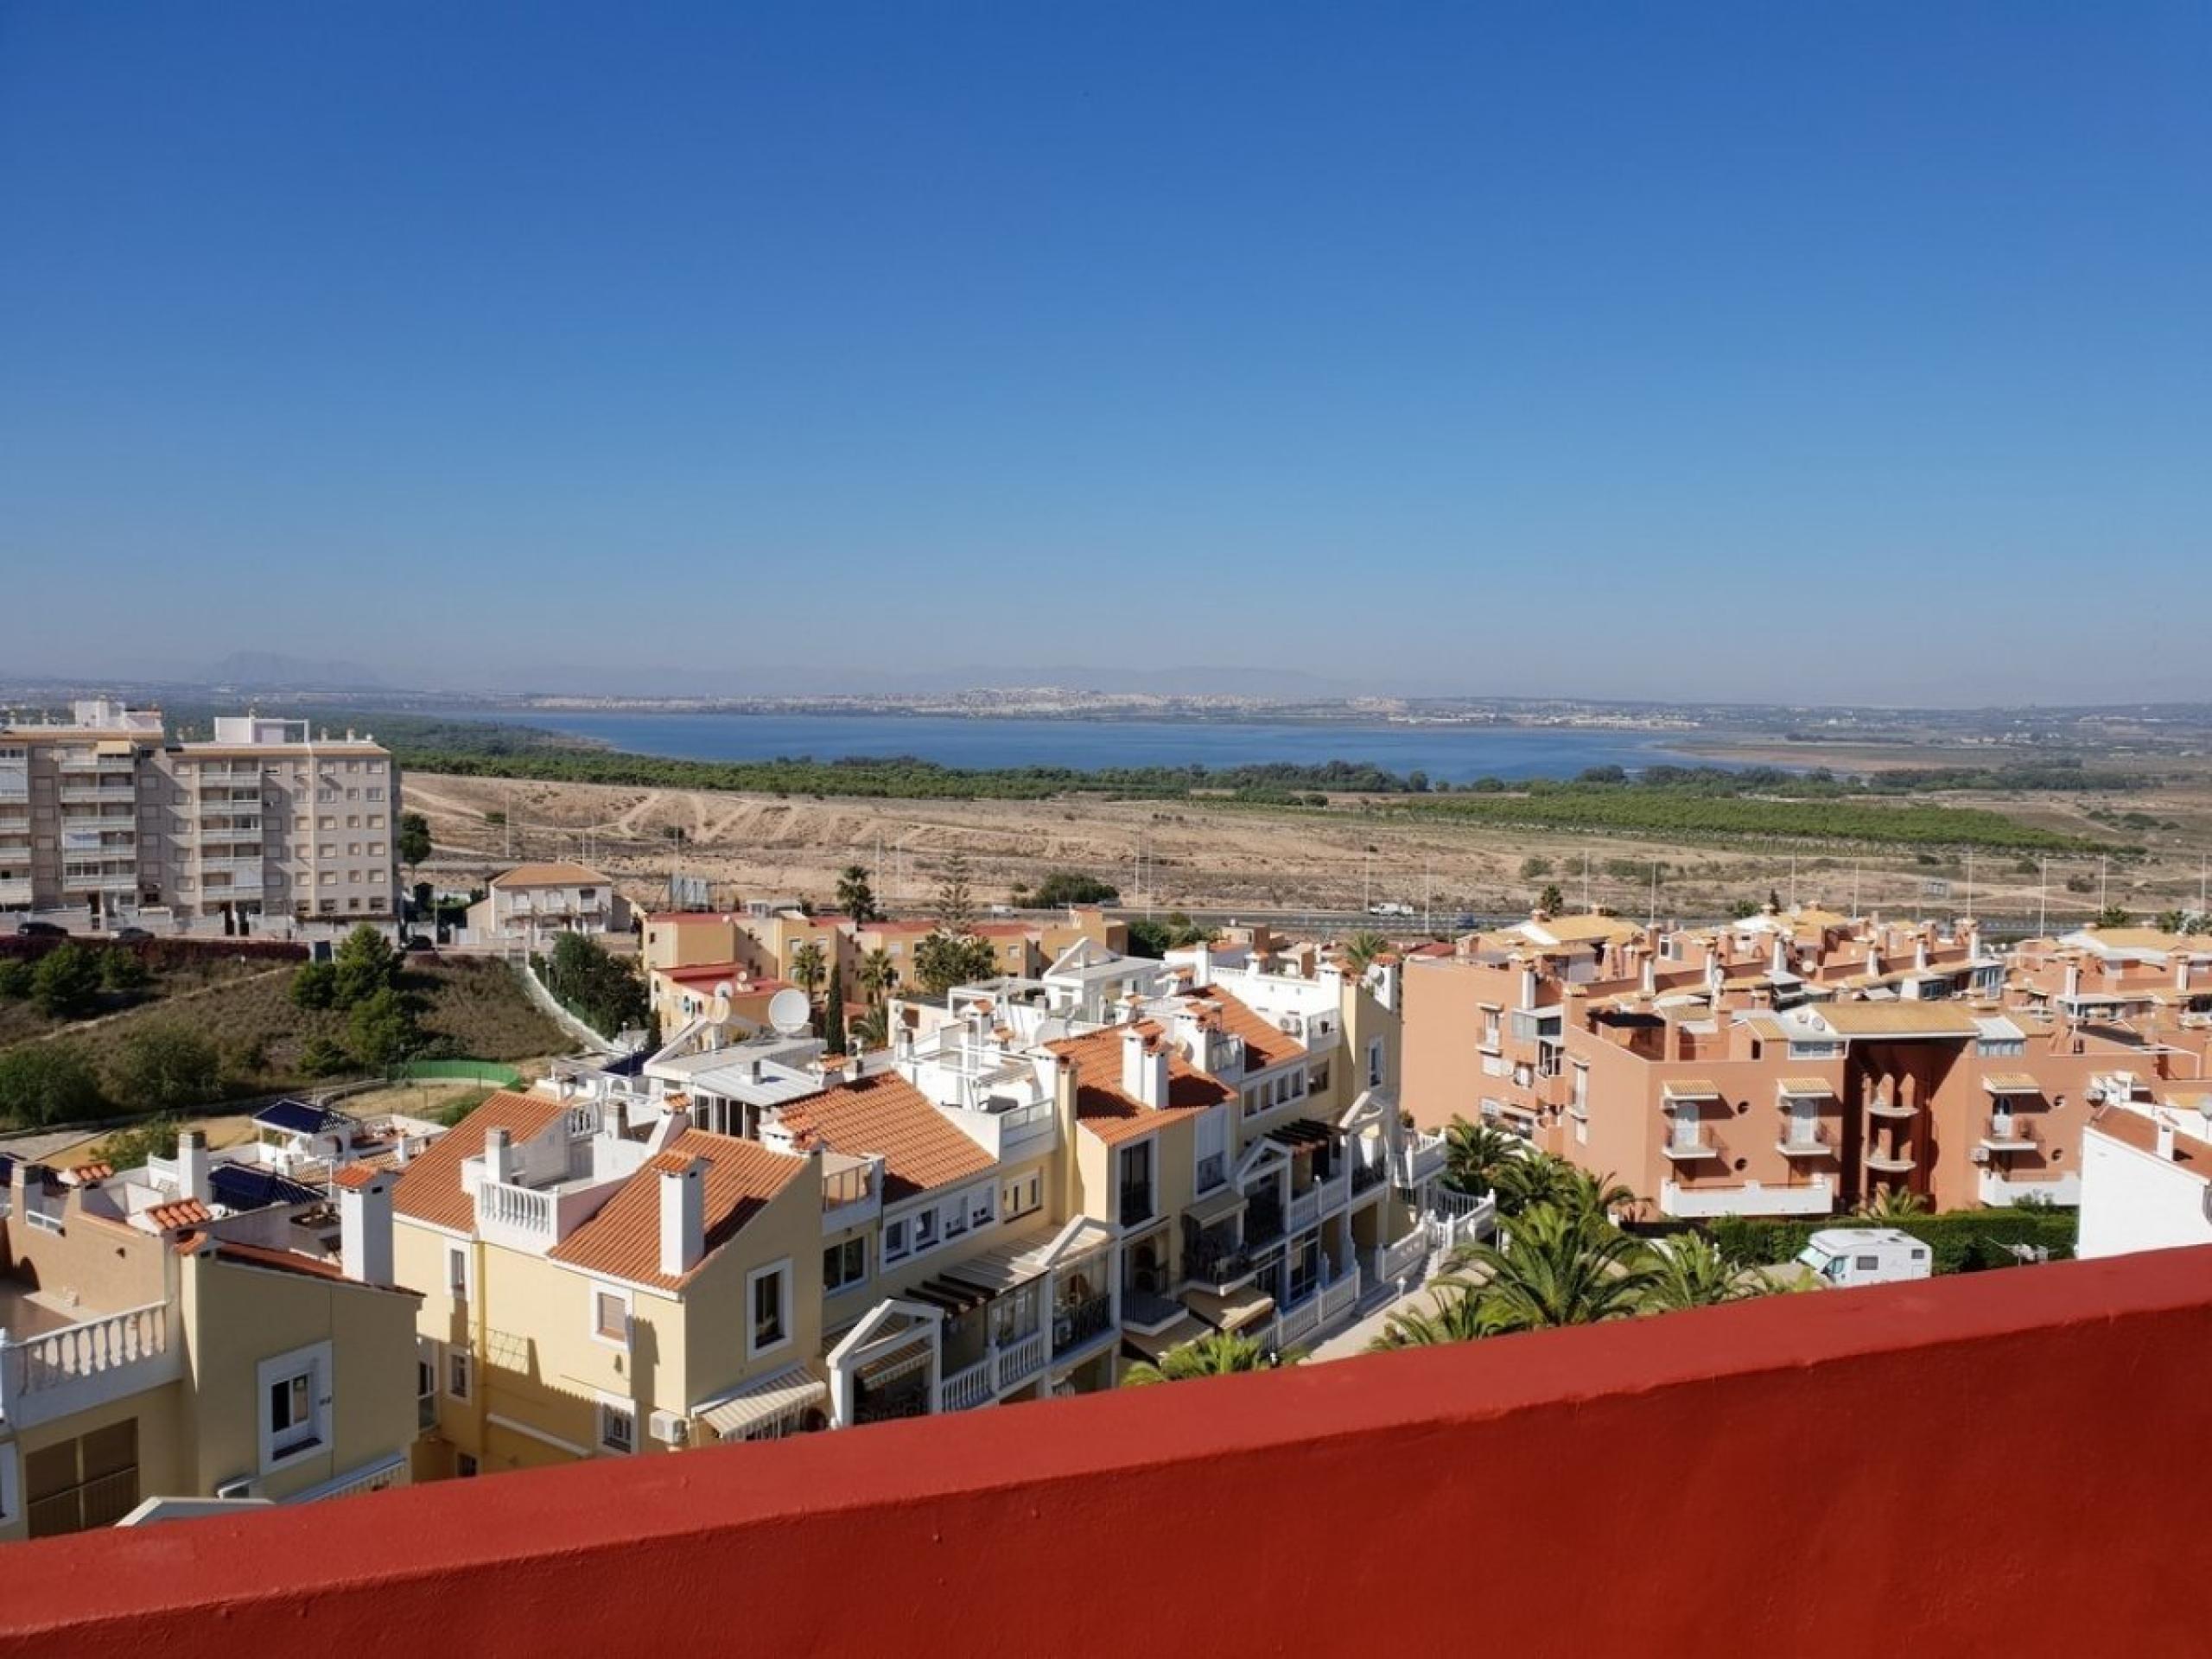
left=3, top=3, right=2206, bottom=703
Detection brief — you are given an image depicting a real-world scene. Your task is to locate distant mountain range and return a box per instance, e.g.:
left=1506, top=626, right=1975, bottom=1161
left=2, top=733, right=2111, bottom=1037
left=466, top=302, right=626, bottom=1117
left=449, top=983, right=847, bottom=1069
left=200, top=652, right=391, bottom=691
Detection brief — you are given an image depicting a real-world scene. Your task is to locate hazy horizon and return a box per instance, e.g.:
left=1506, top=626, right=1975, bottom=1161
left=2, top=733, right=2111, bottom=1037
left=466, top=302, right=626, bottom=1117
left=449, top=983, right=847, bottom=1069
left=3, top=4, right=2207, bottom=705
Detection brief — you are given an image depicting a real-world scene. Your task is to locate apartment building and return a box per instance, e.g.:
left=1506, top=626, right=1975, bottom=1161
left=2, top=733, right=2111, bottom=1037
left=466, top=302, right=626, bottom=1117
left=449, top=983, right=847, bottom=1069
left=1, top=1125, right=426, bottom=1541
left=2077, top=1084, right=2212, bottom=1258
left=1402, top=904, right=2212, bottom=1217
left=464, top=861, right=631, bottom=945
left=384, top=932, right=1452, bottom=1480
left=0, top=701, right=401, bottom=926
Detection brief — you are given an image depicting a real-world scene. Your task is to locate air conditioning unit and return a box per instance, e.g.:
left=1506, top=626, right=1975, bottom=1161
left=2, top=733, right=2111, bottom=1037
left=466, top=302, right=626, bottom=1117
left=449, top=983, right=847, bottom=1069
left=648, top=1409, right=689, bottom=1446
left=213, top=1475, right=259, bottom=1501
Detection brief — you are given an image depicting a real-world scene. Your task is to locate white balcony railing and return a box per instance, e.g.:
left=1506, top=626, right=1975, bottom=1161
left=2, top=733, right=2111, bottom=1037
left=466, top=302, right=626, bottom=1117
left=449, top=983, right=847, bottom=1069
left=994, top=1330, right=1046, bottom=1393
left=1319, top=1273, right=1363, bottom=1326
left=1286, top=1186, right=1320, bottom=1236
left=941, top=1357, right=995, bottom=1413
left=0, top=1301, right=179, bottom=1428
left=1395, top=1132, right=1446, bottom=1188
left=0, top=879, right=31, bottom=906
left=1375, top=1229, right=1429, bottom=1287
left=1315, top=1168, right=1351, bottom=1214
left=1658, top=1178, right=1835, bottom=1219
left=475, top=1178, right=556, bottom=1245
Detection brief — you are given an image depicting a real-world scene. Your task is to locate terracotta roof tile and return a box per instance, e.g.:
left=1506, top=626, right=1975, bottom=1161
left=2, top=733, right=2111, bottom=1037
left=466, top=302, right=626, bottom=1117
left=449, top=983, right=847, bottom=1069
left=775, top=1072, right=995, bottom=1201
left=1182, top=984, right=1307, bottom=1071
left=487, top=861, right=610, bottom=889
left=392, top=1091, right=570, bottom=1231
left=1049, top=1022, right=1232, bottom=1147
left=643, top=1150, right=701, bottom=1176
left=547, top=1128, right=806, bottom=1292
left=331, top=1163, right=384, bottom=1190
left=144, top=1198, right=213, bottom=1230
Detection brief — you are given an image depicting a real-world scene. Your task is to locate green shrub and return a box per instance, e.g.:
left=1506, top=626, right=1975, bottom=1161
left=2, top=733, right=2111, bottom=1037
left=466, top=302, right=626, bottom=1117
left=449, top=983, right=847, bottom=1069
left=1709, top=1208, right=2077, bottom=1275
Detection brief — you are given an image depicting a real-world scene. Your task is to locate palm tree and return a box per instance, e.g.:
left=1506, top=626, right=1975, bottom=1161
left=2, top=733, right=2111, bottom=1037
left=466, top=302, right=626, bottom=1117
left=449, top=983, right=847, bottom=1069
left=1122, top=1330, right=1294, bottom=1385
left=1643, top=1231, right=1764, bottom=1313
left=850, top=1004, right=890, bottom=1050
left=1368, top=1278, right=1491, bottom=1351
left=1442, top=1118, right=1516, bottom=1198
left=1488, top=1148, right=1578, bottom=1219
left=858, top=946, right=899, bottom=1004
left=1859, top=1186, right=1930, bottom=1220
left=788, top=940, right=827, bottom=1005
left=1456, top=1204, right=1659, bottom=1334
left=836, top=864, right=880, bottom=925
left=1342, top=930, right=1390, bottom=973
left=1554, top=1166, right=1644, bottom=1227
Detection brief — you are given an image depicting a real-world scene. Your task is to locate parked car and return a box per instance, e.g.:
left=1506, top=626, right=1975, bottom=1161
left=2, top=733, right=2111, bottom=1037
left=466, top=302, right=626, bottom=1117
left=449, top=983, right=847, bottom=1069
left=14, top=920, right=68, bottom=938
left=403, top=934, right=438, bottom=952
left=111, top=925, right=154, bottom=943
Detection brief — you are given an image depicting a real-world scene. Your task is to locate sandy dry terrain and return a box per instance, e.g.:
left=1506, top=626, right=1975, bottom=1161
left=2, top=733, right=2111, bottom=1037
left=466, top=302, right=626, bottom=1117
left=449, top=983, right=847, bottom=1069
left=404, top=770, right=2212, bottom=930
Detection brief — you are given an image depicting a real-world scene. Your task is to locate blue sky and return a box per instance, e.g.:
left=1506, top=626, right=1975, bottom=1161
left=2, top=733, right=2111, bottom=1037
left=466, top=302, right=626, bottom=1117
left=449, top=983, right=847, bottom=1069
left=2, top=3, right=2206, bottom=703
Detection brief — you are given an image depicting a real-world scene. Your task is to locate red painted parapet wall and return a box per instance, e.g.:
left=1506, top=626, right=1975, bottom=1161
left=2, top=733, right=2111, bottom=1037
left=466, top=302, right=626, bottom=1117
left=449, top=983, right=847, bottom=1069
left=6, top=1248, right=2210, bottom=1656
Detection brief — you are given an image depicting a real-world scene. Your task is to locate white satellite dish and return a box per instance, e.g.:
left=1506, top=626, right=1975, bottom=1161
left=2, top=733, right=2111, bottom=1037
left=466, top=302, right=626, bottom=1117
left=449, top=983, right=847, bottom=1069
left=767, top=988, right=812, bottom=1036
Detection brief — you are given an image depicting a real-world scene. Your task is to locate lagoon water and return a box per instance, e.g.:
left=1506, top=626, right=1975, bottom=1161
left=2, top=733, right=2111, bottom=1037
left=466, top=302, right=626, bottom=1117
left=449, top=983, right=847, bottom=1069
left=492, top=710, right=1718, bottom=785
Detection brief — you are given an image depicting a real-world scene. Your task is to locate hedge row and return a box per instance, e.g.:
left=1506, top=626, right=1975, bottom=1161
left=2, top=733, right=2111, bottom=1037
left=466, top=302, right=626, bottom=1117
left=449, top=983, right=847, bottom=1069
left=0, top=935, right=308, bottom=968
left=1709, top=1208, right=2078, bottom=1275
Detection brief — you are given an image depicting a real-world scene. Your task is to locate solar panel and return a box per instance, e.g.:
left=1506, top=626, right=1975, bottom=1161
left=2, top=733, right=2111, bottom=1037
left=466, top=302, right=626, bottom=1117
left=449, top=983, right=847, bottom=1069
left=252, top=1098, right=334, bottom=1135
left=210, top=1164, right=324, bottom=1211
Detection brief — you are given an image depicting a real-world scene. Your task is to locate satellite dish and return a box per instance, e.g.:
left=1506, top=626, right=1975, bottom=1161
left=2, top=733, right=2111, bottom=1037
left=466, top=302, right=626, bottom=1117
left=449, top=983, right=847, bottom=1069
left=709, top=990, right=732, bottom=1025
left=767, top=988, right=811, bottom=1036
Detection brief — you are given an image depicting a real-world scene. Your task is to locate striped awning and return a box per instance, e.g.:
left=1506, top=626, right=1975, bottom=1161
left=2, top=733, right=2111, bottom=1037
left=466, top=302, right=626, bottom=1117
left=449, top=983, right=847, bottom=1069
left=1662, top=1079, right=1723, bottom=1102
left=1983, top=1073, right=2043, bottom=1096
left=1777, top=1078, right=1833, bottom=1097
left=696, top=1364, right=827, bottom=1438
left=1185, top=1285, right=1274, bottom=1333
left=1122, top=1313, right=1208, bottom=1362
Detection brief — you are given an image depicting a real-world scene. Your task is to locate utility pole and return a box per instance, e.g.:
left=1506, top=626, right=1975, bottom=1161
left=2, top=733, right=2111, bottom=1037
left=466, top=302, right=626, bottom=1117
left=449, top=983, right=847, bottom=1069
left=1581, top=852, right=1591, bottom=913
left=1965, top=849, right=1974, bottom=921
left=2038, top=858, right=2049, bottom=938
left=1648, top=861, right=1659, bottom=931
left=1852, top=860, right=1861, bottom=919
left=2100, top=855, right=2108, bottom=914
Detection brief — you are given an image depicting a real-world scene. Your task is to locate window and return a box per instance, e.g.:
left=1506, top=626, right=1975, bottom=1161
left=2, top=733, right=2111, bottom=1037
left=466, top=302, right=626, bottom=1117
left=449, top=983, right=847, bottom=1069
left=882, top=1218, right=909, bottom=1262
left=823, top=1236, right=868, bottom=1294
left=456, top=1453, right=480, bottom=1478
left=23, top=1421, right=137, bottom=1538
left=592, top=1287, right=630, bottom=1344
left=1481, top=1008, right=1501, bottom=1050
left=597, top=1399, right=635, bottom=1455
left=747, top=1260, right=791, bottom=1357
left=913, top=1208, right=938, bottom=1251
left=1308, top=1059, right=1330, bottom=1094
left=448, top=1351, right=473, bottom=1400
left=1194, top=1108, right=1228, bottom=1192
left=1001, top=1172, right=1041, bottom=1221
left=1367, top=1039, right=1387, bottom=1088
left=969, top=1185, right=995, bottom=1229
left=1571, top=1065, right=1590, bottom=1115
left=416, top=1339, right=439, bottom=1431
left=257, top=1340, right=332, bottom=1472
left=944, top=1193, right=968, bottom=1237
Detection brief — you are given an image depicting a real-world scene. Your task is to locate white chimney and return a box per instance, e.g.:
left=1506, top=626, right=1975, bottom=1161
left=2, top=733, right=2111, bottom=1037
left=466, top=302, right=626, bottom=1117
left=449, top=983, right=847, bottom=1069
left=1770, top=936, right=1789, bottom=977
left=658, top=1154, right=709, bottom=1276
left=337, top=1166, right=395, bottom=1287
left=1121, top=1025, right=1168, bottom=1109
left=1915, top=938, right=1930, bottom=973
left=2063, top=960, right=2082, bottom=1001
left=1190, top=941, right=1213, bottom=988
left=482, top=1126, right=514, bottom=1185
left=177, top=1129, right=210, bottom=1205
left=2156, top=1113, right=2177, bottom=1162
left=2177, top=955, right=2194, bottom=995
left=1640, top=953, right=1657, bottom=997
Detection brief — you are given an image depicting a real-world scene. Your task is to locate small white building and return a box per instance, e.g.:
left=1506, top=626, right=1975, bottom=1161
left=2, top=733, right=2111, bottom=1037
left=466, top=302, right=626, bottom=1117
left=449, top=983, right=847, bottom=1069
left=467, top=861, right=630, bottom=944
left=2077, top=1099, right=2212, bottom=1260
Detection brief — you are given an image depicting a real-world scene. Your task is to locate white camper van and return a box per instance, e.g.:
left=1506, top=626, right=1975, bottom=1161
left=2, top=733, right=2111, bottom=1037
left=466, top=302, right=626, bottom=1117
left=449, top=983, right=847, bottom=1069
left=1794, top=1227, right=1933, bottom=1288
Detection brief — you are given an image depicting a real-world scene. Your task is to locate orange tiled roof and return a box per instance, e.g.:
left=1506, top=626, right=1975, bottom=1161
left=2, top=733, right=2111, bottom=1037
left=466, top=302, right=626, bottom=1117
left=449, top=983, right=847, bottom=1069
left=2092, top=1109, right=2212, bottom=1173
left=67, top=1161, right=114, bottom=1184
left=331, top=1164, right=384, bottom=1190
left=487, top=861, right=610, bottom=889
left=144, top=1198, right=213, bottom=1230
left=1050, top=1022, right=1233, bottom=1147
left=775, top=1071, right=995, bottom=1202
left=643, top=1150, right=700, bottom=1175
left=1181, top=984, right=1307, bottom=1071
left=391, top=1091, right=570, bottom=1232
left=548, top=1127, right=805, bottom=1292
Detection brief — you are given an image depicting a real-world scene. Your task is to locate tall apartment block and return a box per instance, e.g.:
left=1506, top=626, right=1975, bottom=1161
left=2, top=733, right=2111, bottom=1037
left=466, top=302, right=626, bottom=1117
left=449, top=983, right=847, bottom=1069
left=0, top=700, right=399, bottom=926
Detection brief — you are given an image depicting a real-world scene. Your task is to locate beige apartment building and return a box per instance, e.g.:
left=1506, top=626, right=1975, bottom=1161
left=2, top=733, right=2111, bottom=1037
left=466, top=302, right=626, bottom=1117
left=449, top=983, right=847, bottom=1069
left=0, top=700, right=400, bottom=926
left=2, top=1141, right=423, bottom=1541
left=388, top=934, right=1452, bottom=1482
left=464, top=861, right=631, bottom=945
